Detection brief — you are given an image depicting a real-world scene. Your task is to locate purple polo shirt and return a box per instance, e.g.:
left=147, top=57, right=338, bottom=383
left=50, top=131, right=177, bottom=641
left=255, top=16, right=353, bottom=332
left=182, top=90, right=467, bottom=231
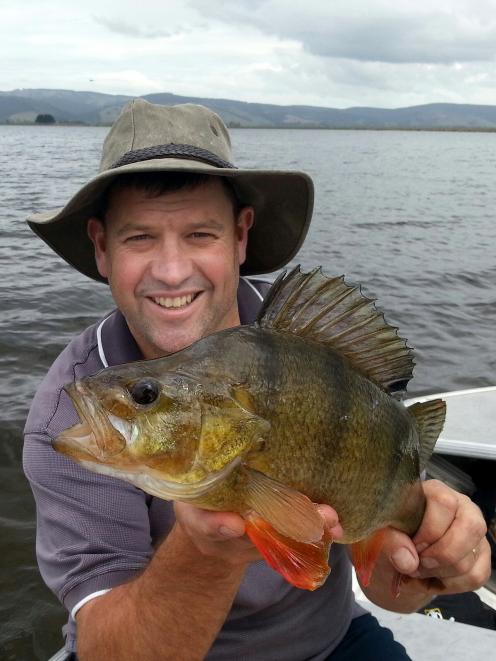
left=23, top=277, right=364, bottom=658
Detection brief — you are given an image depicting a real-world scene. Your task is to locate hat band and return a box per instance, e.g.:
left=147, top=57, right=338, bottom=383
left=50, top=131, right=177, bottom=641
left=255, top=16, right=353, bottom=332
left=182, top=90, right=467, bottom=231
left=111, top=143, right=237, bottom=170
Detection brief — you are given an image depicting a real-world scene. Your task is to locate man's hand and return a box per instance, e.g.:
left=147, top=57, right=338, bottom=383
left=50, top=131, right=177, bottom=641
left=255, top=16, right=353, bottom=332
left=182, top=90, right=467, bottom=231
left=174, top=502, right=343, bottom=567
left=362, top=479, right=491, bottom=612
left=174, top=503, right=261, bottom=566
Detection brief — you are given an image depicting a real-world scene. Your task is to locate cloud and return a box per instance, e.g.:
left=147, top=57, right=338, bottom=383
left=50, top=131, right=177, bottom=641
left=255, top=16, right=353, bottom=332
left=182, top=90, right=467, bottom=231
left=93, top=17, right=177, bottom=39
left=191, top=0, right=496, bottom=64
left=90, top=70, right=164, bottom=94
left=1, top=0, right=496, bottom=107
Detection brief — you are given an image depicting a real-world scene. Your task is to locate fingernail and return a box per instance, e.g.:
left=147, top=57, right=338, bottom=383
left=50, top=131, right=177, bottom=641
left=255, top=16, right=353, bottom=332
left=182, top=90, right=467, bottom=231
left=391, top=548, right=417, bottom=573
left=416, top=542, right=429, bottom=553
left=219, top=526, right=240, bottom=538
left=421, top=557, right=439, bottom=569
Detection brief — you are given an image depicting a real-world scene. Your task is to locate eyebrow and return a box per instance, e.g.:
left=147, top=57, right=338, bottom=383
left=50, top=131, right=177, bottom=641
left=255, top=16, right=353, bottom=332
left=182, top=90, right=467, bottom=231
left=113, top=222, right=154, bottom=238
left=113, top=218, right=226, bottom=237
left=186, top=219, right=225, bottom=232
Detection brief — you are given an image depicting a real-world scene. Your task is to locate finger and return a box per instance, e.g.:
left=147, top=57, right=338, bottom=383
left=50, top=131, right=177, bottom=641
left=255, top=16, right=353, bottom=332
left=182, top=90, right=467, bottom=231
left=380, top=527, right=420, bottom=575
left=414, top=536, right=491, bottom=581
left=413, top=547, right=476, bottom=579
left=412, top=480, right=458, bottom=552
left=415, top=496, right=487, bottom=575
left=316, top=504, right=344, bottom=539
left=417, top=539, right=492, bottom=593
left=174, top=503, right=246, bottom=541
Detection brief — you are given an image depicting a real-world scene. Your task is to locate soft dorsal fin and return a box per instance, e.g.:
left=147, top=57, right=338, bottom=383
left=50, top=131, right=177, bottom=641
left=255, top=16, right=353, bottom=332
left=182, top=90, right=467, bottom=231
left=257, top=266, right=414, bottom=392
left=407, top=398, right=446, bottom=471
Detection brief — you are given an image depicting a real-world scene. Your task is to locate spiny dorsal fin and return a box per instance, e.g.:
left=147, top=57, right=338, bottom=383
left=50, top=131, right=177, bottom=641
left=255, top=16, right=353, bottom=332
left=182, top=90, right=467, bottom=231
left=257, top=266, right=414, bottom=392
left=407, top=399, right=446, bottom=471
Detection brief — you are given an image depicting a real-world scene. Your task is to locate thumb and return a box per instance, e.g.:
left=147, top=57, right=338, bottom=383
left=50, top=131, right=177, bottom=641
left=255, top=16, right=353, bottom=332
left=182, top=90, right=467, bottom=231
left=174, top=502, right=246, bottom=540
left=382, top=528, right=419, bottom=575
left=316, top=504, right=344, bottom=540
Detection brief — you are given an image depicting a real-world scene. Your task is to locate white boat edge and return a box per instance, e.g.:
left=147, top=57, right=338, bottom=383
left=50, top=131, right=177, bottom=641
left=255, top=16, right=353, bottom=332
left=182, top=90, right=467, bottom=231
left=405, top=385, right=496, bottom=401
left=405, top=385, right=496, bottom=459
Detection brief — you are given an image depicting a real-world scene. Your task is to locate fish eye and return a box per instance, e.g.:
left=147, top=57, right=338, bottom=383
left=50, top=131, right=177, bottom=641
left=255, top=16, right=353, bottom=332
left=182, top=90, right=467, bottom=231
left=129, top=379, right=160, bottom=406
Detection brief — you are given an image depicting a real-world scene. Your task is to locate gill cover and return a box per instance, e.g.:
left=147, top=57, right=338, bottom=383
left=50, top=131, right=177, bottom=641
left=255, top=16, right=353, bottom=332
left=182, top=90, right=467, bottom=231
left=195, top=386, right=271, bottom=473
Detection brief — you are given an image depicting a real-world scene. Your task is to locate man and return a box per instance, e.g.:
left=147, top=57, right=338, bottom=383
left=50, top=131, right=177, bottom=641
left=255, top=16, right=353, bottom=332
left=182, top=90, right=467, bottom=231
left=24, top=100, right=490, bottom=660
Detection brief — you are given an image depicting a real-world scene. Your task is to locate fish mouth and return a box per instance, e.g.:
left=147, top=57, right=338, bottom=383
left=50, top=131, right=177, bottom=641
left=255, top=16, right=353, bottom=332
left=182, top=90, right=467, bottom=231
left=78, top=455, right=243, bottom=501
left=54, top=382, right=127, bottom=460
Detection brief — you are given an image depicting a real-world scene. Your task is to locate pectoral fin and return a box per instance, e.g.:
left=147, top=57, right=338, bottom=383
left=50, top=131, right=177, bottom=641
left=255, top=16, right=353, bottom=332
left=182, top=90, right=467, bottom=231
left=242, top=467, right=324, bottom=542
left=244, top=512, right=333, bottom=590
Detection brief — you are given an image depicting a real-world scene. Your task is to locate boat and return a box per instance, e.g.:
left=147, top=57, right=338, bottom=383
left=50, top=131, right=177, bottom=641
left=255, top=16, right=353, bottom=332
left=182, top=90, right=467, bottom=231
left=406, top=386, right=496, bottom=460
left=48, top=386, right=496, bottom=660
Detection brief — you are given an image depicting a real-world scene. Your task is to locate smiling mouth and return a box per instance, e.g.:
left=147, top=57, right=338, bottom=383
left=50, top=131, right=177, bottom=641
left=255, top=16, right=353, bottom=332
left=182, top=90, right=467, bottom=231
left=151, top=292, right=201, bottom=310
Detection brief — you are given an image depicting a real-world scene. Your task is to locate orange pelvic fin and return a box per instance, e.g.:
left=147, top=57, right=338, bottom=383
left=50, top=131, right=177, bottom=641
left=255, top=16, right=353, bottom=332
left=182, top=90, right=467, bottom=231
left=351, top=528, right=388, bottom=587
left=244, top=512, right=333, bottom=591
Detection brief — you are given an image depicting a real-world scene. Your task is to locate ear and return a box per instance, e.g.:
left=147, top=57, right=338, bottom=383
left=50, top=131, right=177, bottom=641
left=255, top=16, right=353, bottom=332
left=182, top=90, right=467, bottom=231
left=236, top=206, right=254, bottom=266
left=87, top=218, right=109, bottom=279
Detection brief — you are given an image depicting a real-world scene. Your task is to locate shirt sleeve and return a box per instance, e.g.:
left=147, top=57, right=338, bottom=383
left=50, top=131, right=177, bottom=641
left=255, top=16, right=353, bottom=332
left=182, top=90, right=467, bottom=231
left=23, top=429, right=154, bottom=614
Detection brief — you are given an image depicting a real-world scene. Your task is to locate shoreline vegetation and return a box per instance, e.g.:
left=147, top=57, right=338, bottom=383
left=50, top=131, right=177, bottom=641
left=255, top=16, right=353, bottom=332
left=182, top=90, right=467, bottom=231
left=2, top=121, right=496, bottom=132
left=2, top=90, right=496, bottom=132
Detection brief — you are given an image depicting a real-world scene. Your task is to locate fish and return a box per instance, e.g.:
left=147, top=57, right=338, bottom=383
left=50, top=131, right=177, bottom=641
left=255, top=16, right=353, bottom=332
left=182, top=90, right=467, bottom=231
left=54, top=266, right=446, bottom=591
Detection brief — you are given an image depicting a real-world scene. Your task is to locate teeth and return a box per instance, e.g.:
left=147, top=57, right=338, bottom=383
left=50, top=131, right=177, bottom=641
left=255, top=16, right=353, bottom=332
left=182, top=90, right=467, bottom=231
left=153, top=293, right=195, bottom=309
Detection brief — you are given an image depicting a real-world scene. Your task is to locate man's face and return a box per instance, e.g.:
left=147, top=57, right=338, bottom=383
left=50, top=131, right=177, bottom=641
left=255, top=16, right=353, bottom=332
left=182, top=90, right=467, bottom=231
left=88, top=178, right=253, bottom=359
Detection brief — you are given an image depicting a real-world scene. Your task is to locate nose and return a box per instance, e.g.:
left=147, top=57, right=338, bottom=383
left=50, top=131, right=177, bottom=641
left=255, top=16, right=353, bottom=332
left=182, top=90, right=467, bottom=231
left=148, top=236, right=194, bottom=287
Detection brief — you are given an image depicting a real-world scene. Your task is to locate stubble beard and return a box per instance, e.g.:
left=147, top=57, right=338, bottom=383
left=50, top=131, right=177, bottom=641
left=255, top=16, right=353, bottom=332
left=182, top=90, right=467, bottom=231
left=128, top=293, right=240, bottom=359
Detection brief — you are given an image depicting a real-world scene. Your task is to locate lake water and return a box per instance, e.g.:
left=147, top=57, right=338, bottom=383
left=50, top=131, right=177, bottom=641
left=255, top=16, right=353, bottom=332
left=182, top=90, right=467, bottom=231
left=1, top=125, right=496, bottom=659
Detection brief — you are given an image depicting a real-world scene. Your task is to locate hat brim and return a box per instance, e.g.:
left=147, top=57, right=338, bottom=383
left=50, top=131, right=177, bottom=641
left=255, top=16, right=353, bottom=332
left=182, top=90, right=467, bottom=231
left=27, top=157, right=314, bottom=282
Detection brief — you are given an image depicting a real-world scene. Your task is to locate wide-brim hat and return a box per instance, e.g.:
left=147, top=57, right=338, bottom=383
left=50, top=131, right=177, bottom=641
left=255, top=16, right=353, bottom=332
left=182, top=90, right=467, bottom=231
left=27, top=99, right=314, bottom=281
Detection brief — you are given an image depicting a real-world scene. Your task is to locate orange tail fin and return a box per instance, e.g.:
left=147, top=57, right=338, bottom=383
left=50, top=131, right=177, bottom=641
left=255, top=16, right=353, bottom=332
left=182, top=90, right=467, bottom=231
left=244, top=513, right=333, bottom=591
left=351, top=529, right=387, bottom=588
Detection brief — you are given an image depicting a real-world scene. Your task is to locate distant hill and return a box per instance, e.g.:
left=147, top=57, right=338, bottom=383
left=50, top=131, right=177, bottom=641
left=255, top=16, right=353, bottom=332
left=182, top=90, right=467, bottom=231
left=1, top=88, right=496, bottom=130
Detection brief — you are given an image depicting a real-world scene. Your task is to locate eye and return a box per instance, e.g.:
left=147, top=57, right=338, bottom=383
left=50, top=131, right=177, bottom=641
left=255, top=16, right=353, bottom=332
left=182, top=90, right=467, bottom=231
left=126, top=234, right=151, bottom=242
left=129, top=379, right=160, bottom=405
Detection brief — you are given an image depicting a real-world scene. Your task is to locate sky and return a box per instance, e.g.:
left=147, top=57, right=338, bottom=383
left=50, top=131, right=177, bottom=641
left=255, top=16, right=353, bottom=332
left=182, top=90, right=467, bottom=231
left=1, top=0, right=496, bottom=108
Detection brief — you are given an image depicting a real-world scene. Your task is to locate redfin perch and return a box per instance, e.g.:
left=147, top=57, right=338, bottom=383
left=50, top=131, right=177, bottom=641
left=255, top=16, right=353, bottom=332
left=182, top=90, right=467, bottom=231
left=54, top=267, right=446, bottom=590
